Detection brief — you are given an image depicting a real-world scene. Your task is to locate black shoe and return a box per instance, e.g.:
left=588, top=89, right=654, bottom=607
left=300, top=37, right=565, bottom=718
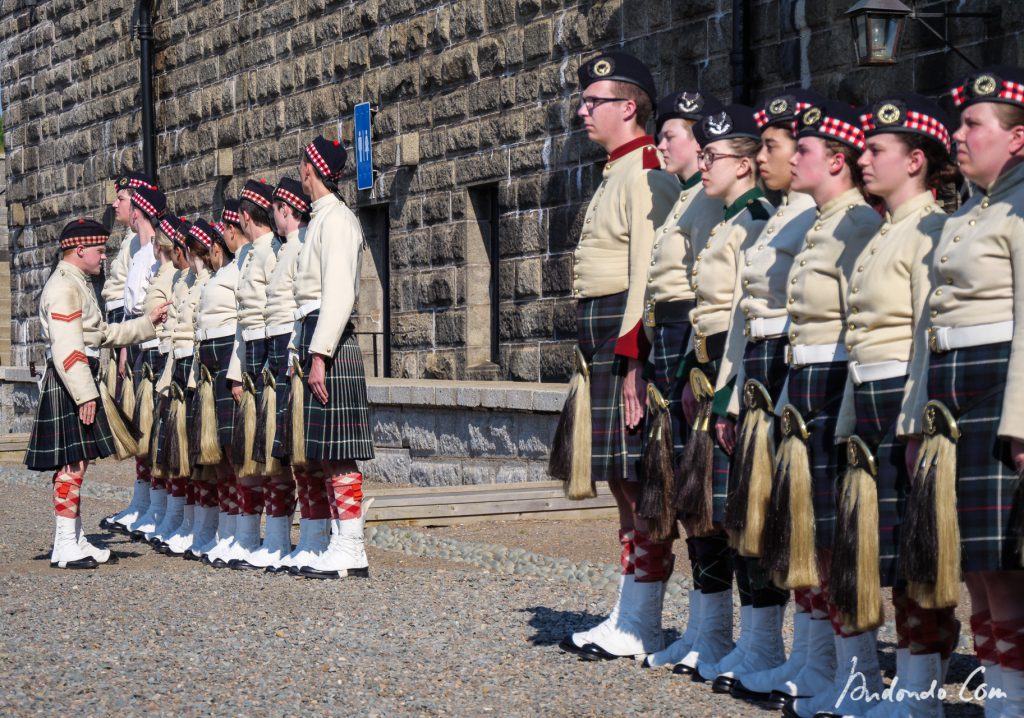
left=672, top=662, right=698, bottom=676
left=99, top=515, right=120, bottom=531
left=729, top=678, right=773, bottom=703
left=129, top=530, right=148, bottom=542
left=298, top=565, right=370, bottom=580
left=712, top=675, right=736, bottom=694
left=183, top=551, right=201, bottom=561
left=771, top=691, right=799, bottom=713
left=228, top=559, right=262, bottom=571
left=51, top=556, right=99, bottom=570
left=97, top=552, right=119, bottom=565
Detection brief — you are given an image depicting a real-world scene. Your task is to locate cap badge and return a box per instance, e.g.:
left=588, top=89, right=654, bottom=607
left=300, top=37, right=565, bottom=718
left=769, top=98, right=790, bottom=115
left=676, top=93, right=702, bottom=114
left=803, top=107, right=822, bottom=126
left=973, top=74, right=997, bottom=96
left=706, top=112, right=733, bottom=137
left=877, top=103, right=902, bottom=125
left=592, top=58, right=612, bottom=77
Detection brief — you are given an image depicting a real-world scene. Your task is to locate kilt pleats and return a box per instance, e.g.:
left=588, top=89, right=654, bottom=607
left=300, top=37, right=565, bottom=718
left=266, top=333, right=291, bottom=460
left=197, top=335, right=237, bottom=448
left=784, top=361, right=849, bottom=550
left=649, top=320, right=692, bottom=457
left=577, top=292, right=641, bottom=483
left=926, top=342, right=1018, bottom=573
left=852, top=374, right=908, bottom=587
left=297, top=311, right=374, bottom=462
left=25, top=358, right=116, bottom=471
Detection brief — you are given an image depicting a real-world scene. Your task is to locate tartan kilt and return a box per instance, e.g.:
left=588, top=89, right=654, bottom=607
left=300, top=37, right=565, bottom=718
left=785, top=361, right=849, bottom=550
left=25, top=358, right=116, bottom=471
left=927, top=342, right=1018, bottom=573
left=852, top=374, right=909, bottom=587
left=578, top=292, right=642, bottom=483
left=742, top=337, right=789, bottom=399
left=266, top=333, right=291, bottom=460
left=106, top=306, right=126, bottom=324
left=197, top=336, right=237, bottom=448
left=132, top=347, right=167, bottom=393
left=297, top=311, right=374, bottom=462
left=649, top=319, right=693, bottom=457
left=152, top=354, right=194, bottom=470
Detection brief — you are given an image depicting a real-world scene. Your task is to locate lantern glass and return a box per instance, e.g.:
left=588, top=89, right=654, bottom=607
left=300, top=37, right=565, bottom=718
left=846, top=0, right=910, bottom=65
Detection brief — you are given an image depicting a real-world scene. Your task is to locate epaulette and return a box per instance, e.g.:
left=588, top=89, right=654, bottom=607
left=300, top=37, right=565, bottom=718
left=642, top=145, right=661, bottom=170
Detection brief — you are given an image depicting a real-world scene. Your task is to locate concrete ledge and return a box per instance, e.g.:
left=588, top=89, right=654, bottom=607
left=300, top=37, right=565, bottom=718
left=366, top=378, right=568, bottom=412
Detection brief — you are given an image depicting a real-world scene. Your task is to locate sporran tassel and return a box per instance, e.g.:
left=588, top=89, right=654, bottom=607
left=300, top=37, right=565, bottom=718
left=767, top=405, right=818, bottom=590
left=724, top=380, right=776, bottom=557
left=233, top=373, right=261, bottom=478
left=99, top=381, right=140, bottom=460
left=255, top=366, right=281, bottom=476
left=900, top=401, right=961, bottom=609
left=120, top=360, right=136, bottom=425
left=196, top=364, right=222, bottom=465
left=675, top=369, right=715, bottom=537
left=638, top=383, right=676, bottom=540
left=828, top=436, right=883, bottom=632
left=549, top=347, right=594, bottom=500
left=132, top=363, right=155, bottom=457
left=290, top=356, right=307, bottom=467
left=149, top=393, right=168, bottom=478
left=165, top=382, right=190, bottom=479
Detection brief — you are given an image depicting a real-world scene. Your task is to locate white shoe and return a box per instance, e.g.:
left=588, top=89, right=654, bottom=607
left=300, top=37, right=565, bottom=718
left=221, top=512, right=262, bottom=561
left=241, top=515, right=293, bottom=569
left=201, top=512, right=237, bottom=565
left=74, top=516, right=114, bottom=564
left=277, top=519, right=330, bottom=573
left=732, top=610, right=811, bottom=701
left=299, top=500, right=374, bottom=578
left=644, top=589, right=705, bottom=668
left=129, top=488, right=166, bottom=536
left=560, top=574, right=666, bottom=659
left=108, top=480, right=150, bottom=530
left=147, top=494, right=185, bottom=543
left=186, top=506, right=220, bottom=558
left=163, top=503, right=196, bottom=555
left=51, top=516, right=97, bottom=569
left=809, top=630, right=884, bottom=717
left=675, top=589, right=735, bottom=674
left=699, top=603, right=753, bottom=681
left=772, top=618, right=838, bottom=707
left=714, top=604, right=787, bottom=691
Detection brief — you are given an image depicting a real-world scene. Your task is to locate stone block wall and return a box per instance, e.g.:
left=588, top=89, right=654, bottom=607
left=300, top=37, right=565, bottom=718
left=2, top=0, right=1023, bottom=374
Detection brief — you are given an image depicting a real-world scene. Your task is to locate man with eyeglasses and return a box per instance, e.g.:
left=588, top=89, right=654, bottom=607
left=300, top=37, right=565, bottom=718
left=558, top=51, right=680, bottom=662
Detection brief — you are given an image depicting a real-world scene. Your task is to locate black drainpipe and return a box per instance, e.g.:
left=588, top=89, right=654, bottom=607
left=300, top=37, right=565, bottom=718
left=730, top=0, right=751, bottom=104
left=136, top=0, right=157, bottom=182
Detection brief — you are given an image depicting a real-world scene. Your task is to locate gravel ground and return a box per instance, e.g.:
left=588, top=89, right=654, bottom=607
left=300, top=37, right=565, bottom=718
left=0, top=466, right=987, bottom=717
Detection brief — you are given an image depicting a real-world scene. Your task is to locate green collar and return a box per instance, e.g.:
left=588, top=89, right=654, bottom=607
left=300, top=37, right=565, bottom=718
left=681, top=171, right=702, bottom=190
left=723, top=186, right=764, bottom=221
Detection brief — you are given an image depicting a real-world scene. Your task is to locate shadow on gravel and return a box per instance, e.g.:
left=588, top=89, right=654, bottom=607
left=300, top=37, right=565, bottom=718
left=521, top=606, right=680, bottom=647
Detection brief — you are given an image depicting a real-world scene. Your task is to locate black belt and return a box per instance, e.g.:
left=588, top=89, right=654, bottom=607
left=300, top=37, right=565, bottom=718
left=654, top=299, right=696, bottom=326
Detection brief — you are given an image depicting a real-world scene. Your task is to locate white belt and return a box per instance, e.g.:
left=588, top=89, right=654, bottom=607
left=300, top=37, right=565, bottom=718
left=46, top=347, right=100, bottom=362
left=265, top=323, right=293, bottom=338
left=140, top=338, right=160, bottom=350
left=788, top=343, right=848, bottom=367
left=241, top=326, right=266, bottom=342
left=848, top=360, right=909, bottom=386
left=173, top=347, right=194, bottom=360
left=105, top=299, right=125, bottom=311
left=196, top=323, right=237, bottom=342
left=929, top=320, right=1013, bottom=353
left=294, top=300, right=321, bottom=320
left=158, top=340, right=172, bottom=355
left=746, top=315, right=789, bottom=341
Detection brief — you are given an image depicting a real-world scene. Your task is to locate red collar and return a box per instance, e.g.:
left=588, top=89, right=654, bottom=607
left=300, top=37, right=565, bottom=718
left=608, top=135, right=655, bottom=162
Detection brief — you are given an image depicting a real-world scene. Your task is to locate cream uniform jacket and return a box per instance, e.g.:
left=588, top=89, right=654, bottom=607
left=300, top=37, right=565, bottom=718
left=642, top=172, right=703, bottom=315
left=291, top=194, right=364, bottom=357
left=144, top=259, right=176, bottom=348
left=722, top=190, right=817, bottom=416
left=572, top=136, right=679, bottom=358
left=101, top=230, right=139, bottom=312
left=40, top=260, right=157, bottom=406
left=155, top=267, right=204, bottom=393
left=685, top=189, right=771, bottom=392
left=785, top=188, right=882, bottom=350
left=189, top=249, right=246, bottom=388
left=835, top=191, right=945, bottom=438
left=915, top=161, right=1024, bottom=441
left=264, top=227, right=305, bottom=330
left=226, top=231, right=280, bottom=382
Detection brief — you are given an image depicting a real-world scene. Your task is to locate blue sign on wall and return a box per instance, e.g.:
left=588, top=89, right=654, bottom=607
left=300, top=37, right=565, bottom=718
left=354, top=102, right=373, bottom=191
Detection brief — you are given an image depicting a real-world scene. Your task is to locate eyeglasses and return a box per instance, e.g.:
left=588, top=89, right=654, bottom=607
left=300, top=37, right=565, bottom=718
left=578, top=95, right=629, bottom=112
left=696, top=150, right=745, bottom=168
